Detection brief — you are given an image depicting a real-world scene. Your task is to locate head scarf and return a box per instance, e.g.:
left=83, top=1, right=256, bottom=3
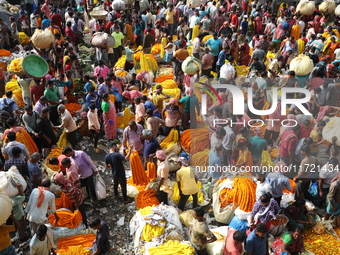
left=54, top=173, right=66, bottom=184
left=136, top=70, right=148, bottom=80
left=314, top=15, right=321, bottom=33
left=169, top=98, right=176, bottom=104
left=273, top=23, right=284, bottom=41
left=156, top=150, right=166, bottom=160
left=142, top=129, right=152, bottom=137
left=255, top=16, right=262, bottom=34
left=81, top=111, right=87, bottom=120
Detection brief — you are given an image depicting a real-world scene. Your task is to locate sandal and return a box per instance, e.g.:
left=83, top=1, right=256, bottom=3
left=94, top=148, right=101, bottom=154
left=123, top=198, right=133, bottom=204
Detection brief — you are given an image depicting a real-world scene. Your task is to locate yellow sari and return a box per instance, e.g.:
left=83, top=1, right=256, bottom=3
left=125, top=24, right=134, bottom=43
left=236, top=149, right=253, bottom=168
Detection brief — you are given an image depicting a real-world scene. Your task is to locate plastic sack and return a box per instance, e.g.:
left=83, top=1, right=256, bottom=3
left=94, top=173, right=107, bottom=200
left=319, top=0, right=336, bottom=14
left=18, top=32, right=29, bottom=45
left=322, top=117, right=340, bottom=146
left=289, top=54, right=314, bottom=76
left=296, top=0, right=315, bottom=16
left=0, top=190, right=12, bottom=225
left=57, top=131, right=68, bottom=148
left=181, top=56, right=202, bottom=75
left=220, top=63, right=236, bottom=80
left=164, top=143, right=182, bottom=155
left=269, top=215, right=289, bottom=237
left=179, top=210, right=195, bottom=228
left=336, top=5, right=340, bottom=15
left=235, top=208, right=251, bottom=221
left=229, top=215, right=249, bottom=234
left=91, top=32, right=115, bottom=48
left=0, top=166, right=27, bottom=197
left=261, top=150, right=275, bottom=168
left=280, top=193, right=295, bottom=208
left=112, top=0, right=126, bottom=11
left=213, top=180, right=235, bottom=224
left=309, top=182, right=318, bottom=197
left=31, top=29, right=54, bottom=49
left=167, top=154, right=181, bottom=173
left=187, top=0, right=201, bottom=8
left=127, top=184, right=139, bottom=198
left=206, top=241, right=225, bottom=255
left=139, top=0, right=150, bottom=11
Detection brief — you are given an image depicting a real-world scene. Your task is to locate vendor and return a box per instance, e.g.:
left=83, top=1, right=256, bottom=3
left=248, top=193, right=280, bottom=230
left=141, top=129, right=161, bottom=168
left=271, top=228, right=305, bottom=255
left=326, top=174, right=340, bottom=217
left=284, top=199, right=316, bottom=231
left=155, top=150, right=171, bottom=205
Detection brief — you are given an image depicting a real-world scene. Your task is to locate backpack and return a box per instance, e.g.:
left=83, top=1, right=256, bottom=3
left=0, top=98, right=15, bottom=122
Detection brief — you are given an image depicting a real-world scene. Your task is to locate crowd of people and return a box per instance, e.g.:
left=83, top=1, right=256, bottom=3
left=1, top=0, right=340, bottom=254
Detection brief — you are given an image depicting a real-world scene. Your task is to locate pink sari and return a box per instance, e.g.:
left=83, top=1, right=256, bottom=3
left=102, top=100, right=117, bottom=140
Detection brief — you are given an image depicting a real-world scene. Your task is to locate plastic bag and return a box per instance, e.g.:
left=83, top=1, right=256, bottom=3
left=57, top=131, right=68, bottom=148
left=213, top=180, right=235, bottom=224
left=220, top=63, right=236, bottom=80
left=261, top=150, right=275, bottom=168
left=309, top=182, right=318, bottom=197
left=0, top=190, right=12, bottom=225
left=336, top=5, right=340, bottom=15
left=179, top=210, right=195, bottom=228
left=280, top=193, right=295, bottom=208
left=235, top=208, right=251, bottom=221
left=127, top=184, right=139, bottom=198
left=289, top=54, right=314, bottom=76
left=229, top=215, right=249, bottom=234
left=122, top=0, right=134, bottom=4
left=111, top=0, right=125, bottom=11
left=269, top=215, right=289, bottom=237
left=18, top=32, right=29, bottom=45
left=296, top=0, right=315, bottom=16
left=322, top=117, right=340, bottom=146
left=181, top=57, right=202, bottom=75
left=94, top=173, right=107, bottom=200
left=0, top=166, right=27, bottom=197
left=319, top=0, right=336, bottom=14
left=206, top=241, right=225, bottom=255
left=31, top=29, right=54, bottom=49
left=187, top=0, right=201, bottom=8
left=91, top=32, right=115, bottom=48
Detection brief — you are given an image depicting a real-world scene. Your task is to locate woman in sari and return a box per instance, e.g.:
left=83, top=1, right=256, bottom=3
left=101, top=93, right=117, bottom=140
left=254, top=16, right=262, bottom=34
left=230, top=39, right=238, bottom=63
left=125, top=21, right=134, bottom=45
left=64, top=71, right=78, bottom=103
left=271, top=228, right=305, bottom=255
left=238, top=39, right=251, bottom=65
left=325, top=37, right=340, bottom=61
left=272, top=23, right=285, bottom=52
left=313, top=15, right=321, bottom=33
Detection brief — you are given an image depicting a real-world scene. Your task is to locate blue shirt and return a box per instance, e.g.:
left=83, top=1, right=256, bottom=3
left=84, top=81, right=92, bottom=92
left=125, top=47, right=133, bottom=61
left=86, top=92, right=100, bottom=109
left=112, top=91, right=122, bottom=102
left=205, top=38, right=222, bottom=57
left=208, top=149, right=222, bottom=179
left=144, top=100, right=161, bottom=118
left=241, top=20, right=248, bottom=35
left=245, top=229, right=269, bottom=255
left=28, top=161, right=41, bottom=182
left=0, top=97, right=18, bottom=112
left=248, top=136, right=268, bottom=158
left=216, top=50, right=227, bottom=66
left=266, top=172, right=292, bottom=198
left=143, top=138, right=161, bottom=158
left=42, top=19, right=50, bottom=30
left=134, top=23, right=142, bottom=35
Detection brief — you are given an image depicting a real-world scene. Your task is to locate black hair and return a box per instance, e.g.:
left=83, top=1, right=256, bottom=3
left=7, top=131, right=16, bottom=141
left=216, top=127, right=226, bottom=137
left=61, top=158, right=71, bottom=165
left=294, top=199, right=306, bottom=207
left=146, top=109, right=153, bottom=116
left=89, top=218, right=101, bottom=228
left=256, top=223, right=267, bottom=233
left=7, top=118, right=16, bottom=127
left=260, top=193, right=271, bottom=203
left=12, top=147, right=22, bottom=158
left=5, top=91, right=13, bottom=98
left=291, top=124, right=300, bottom=132
left=49, top=157, right=59, bottom=165
left=317, top=120, right=326, bottom=127
left=300, top=144, right=311, bottom=154
left=62, top=147, right=73, bottom=155
left=233, top=231, right=246, bottom=243
left=194, top=207, right=205, bottom=217
left=90, top=103, right=96, bottom=110
left=36, top=224, right=48, bottom=238
left=41, top=107, right=50, bottom=114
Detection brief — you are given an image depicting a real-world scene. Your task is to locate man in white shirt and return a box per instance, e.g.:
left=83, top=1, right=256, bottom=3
left=30, top=10, right=39, bottom=34
left=334, top=48, right=340, bottom=60
left=189, top=11, right=200, bottom=28
left=157, top=2, right=166, bottom=19
left=57, top=104, right=77, bottom=148
left=25, top=179, right=57, bottom=236
left=29, top=224, right=56, bottom=255
left=298, top=16, right=305, bottom=34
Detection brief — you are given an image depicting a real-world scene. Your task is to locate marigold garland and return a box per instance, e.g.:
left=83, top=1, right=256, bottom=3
left=180, top=129, right=210, bottom=154
left=130, top=150, right=149, bottom=186
left=57, top=234, right=96, bottom=252
left=146, top=162, right=156, bottom=180
left=48, top=209, right=82, bottom=228
left=65, top=103, right=82, bottom=116
left=46, top=147, right=63, bottom=171
left=136, top=189, right=160, bottom=209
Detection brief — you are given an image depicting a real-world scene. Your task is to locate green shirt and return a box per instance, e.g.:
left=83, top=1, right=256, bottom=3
left=101, top=101, right=110, bottom=113
left=44, top=86, right=59, bottom=107
left=111, top=32, right=124, bottom=48
left=179, top=95, right=199, bottom=113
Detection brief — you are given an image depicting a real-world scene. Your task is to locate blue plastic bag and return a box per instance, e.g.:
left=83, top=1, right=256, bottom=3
left=310, top=182, right=318, bottom=197
left=229, top=215, right=248, bottom=234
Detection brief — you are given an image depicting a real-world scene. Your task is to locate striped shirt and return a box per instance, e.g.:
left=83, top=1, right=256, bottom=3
left=60, top=181, right=83, bottom=204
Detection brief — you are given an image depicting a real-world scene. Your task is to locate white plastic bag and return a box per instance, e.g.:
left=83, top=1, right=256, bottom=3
left=296, top=0, right=315, bottom=16
left=235, top=207, right=251, bottom=221
left=0, top=190, right=12, bottom=225
left=187, top=0, right=201, bottom=8
left=319, top=0, right=336, bottom=14
left=220, top=63, right=236, bottom=80
left=0, top=166, right=27, bottom=197
left=280, top=193, right=295, bottom=208
left=289, top=54, right=314, bottom=76
left=335, top=5, right=340, bottom=15
left=181, top=56, right=202, bottom=75
left=269, top=215, right=289, bottom=237
left=112, top=0, right=126, bottom=11
left=212, top=180, right=235, bottom=224
left=206, top=241, right=225, bottom=255
left=127, top=184, right=139, bottom=198
left=94, top=173, right=107, bottom=200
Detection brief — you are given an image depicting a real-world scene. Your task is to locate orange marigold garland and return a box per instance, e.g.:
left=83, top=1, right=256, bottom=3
left=130, top=150, right=149, bottom=186
left=48, top=209, right=82, bottom=228
left=136, top=189, right=160, bottom=209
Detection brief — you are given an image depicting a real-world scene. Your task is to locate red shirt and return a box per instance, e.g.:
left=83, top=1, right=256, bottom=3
left=279, top=130, right=298, bottom=158
left=223, top=229, right=243, bottom=255
left=51, top=14, right=62, bottom=28
left=122, top=90, right=143, bottom=101
left=105, top=21, right=113, bottom=33
left=30, top=82, right=46, bottom=104
left=299, top=125, right=313, bottom=139
left=144, top=28, right=155, bottom=37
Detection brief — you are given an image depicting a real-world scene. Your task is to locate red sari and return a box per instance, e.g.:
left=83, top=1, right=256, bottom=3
left=239, top=44, right=251, bottom=65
